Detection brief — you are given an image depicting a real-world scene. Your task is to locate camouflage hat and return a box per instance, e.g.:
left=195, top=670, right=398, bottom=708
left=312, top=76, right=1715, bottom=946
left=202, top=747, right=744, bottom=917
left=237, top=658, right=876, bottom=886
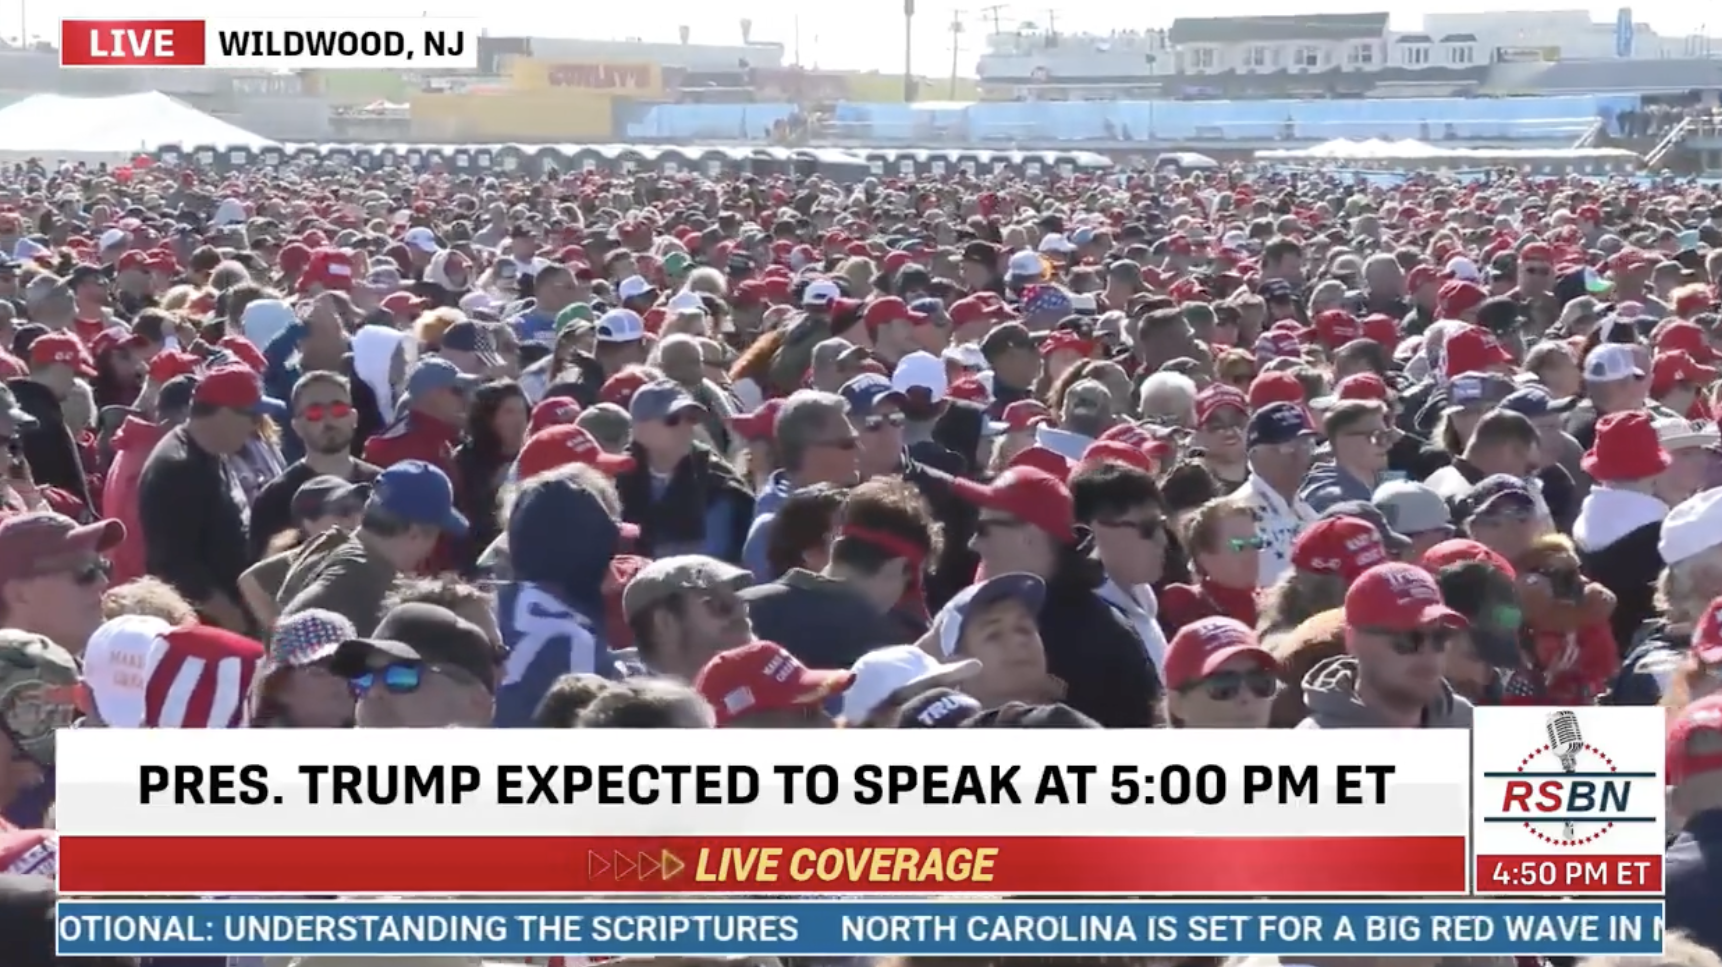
left=575, top=402, right=632, bottom=453
left=0, top=630, right=79, bottom=766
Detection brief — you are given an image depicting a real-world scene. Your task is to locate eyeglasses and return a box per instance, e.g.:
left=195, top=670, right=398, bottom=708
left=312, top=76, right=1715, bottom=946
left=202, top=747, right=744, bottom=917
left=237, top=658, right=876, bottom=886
left=1360, top=626, right=1455, bottom=655
left=349, top=662, right=424, bottom=698
left=1341, top=429, right=1396, bottom=446
left=59, top=558, right=112, bottom=587
left=859, top=412, right=907, bottom=432
left=1098, top=516, right=1166, bottom=540
left=661, top=412, right=696, bottom=427
left=297, top=401, right=353, bottom=422
left=1187, top=668, right=1278, bottom=701
left=975, top=516, right=1028, bottom=537
left=1531, top=568, right=1582, bottom=599
left=1227, top=536, right=1265, bottom=552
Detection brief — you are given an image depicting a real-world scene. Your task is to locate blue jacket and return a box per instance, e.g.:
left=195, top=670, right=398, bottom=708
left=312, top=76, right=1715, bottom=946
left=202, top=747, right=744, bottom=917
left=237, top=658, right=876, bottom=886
left=1297, top=461, right=1376, bottom=515
left=263, top=320, right=308, bottom=462
left=741, top=470, right=796, bottom=580
left=493, top=475, right=622, bottom=726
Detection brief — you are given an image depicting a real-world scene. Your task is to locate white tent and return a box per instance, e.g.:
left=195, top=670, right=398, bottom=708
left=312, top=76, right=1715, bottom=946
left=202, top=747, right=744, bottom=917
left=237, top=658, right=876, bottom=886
left=0, top=91, right=277, bottom=164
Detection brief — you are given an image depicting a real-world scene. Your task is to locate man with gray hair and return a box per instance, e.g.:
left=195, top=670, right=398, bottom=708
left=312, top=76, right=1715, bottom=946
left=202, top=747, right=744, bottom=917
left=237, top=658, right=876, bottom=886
left=741, top=389, right=859, bottom=580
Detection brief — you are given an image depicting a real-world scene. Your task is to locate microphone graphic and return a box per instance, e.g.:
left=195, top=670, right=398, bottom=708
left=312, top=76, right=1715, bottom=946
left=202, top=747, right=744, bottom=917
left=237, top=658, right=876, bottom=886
left=1546, top=710, right=1585, bottom=841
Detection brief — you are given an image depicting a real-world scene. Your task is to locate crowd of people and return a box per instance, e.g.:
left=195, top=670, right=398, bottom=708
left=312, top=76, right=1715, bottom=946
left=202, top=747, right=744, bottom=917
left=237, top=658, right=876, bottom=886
left=0, top=152, right=1718, bottom=965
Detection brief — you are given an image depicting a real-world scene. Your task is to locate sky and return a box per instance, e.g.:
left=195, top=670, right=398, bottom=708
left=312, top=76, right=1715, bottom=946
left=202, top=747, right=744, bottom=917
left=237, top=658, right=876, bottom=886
left=18, top=1, right=1716, bottom=75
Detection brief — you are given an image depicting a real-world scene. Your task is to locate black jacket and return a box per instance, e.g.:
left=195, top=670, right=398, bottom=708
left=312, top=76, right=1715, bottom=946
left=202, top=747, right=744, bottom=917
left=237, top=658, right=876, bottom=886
left=7, top=377, right=93, bottom=517
left=246, top=458, right=380, bottom=563
left=1666, top=809, right=1722, bottom=954
left=615, top=442, right=754, bottom=562
left=1577, top=521, right=1663, bottom=653
left=137, top=424, right=251, bottom=605
left=1040, top=561, right=1160, bottom=728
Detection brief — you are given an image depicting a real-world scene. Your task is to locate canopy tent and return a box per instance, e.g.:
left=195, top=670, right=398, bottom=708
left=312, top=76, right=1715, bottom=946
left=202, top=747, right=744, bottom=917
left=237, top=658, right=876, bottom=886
left=0, top=91, right=277, bottom=164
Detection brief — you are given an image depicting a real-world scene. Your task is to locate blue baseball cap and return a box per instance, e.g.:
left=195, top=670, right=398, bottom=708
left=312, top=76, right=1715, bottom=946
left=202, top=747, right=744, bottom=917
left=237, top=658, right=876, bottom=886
left=399, top=357, right=481, bottom=409
left=629, top=379, right=706, bottom=423
left=1447, top=371, right=1516, bottom=410
left=1246, top=402, right=1316, bottom=449
left=840, top=374, right=906, bottom=417
left=368, top=460, right=469, bottom=536
left=1459, top=474, right=1538, bottom=521
left=934, top=572, right=1046, bottom=659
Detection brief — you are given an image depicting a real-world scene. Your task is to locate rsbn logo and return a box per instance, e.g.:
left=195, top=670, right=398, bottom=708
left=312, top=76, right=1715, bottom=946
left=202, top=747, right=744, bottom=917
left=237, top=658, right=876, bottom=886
left=1487, top=710, right=1657, bottom=847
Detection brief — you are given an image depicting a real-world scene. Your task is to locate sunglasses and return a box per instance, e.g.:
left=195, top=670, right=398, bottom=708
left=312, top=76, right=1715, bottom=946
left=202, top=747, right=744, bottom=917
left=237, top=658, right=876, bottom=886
left=661, top=412, right=696, bottom=427
left=298, top=401, right=353, bottom=422
left=1188, top=668, right=1278, bottom=701
left=1361, top=626, right=1455, bottom=655
left=1099, top=516, right=1166, bottom=540
left=860, top=412, right=907, bottom=432
left=1228, top=536, right=1265, bottom=552
left=349, top=662, right=425, bottom=698
left=63, top=558, right=112, bottom=586
left=1522, top=265, right=1552, bottom=276
left=975, top=517, right=1028, bottom=537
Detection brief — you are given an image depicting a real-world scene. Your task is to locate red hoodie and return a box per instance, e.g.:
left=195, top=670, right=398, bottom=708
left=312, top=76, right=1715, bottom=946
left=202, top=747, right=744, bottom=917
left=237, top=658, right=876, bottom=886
left=104, top=416, right=169, bottom=583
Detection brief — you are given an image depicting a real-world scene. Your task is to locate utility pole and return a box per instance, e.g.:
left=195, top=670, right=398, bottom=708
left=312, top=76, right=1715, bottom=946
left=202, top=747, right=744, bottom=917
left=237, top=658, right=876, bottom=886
left=1045, top=8, right=1057, bottom=40
left=980, top=4, right=1007, bottom=36
left=904, top=0, right=916, bottom=102
left=949, top=11, right=965, bottom=99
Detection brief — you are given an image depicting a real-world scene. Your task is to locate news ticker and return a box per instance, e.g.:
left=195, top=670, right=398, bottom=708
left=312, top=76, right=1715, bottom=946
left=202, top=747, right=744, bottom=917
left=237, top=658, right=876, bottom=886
left=54, top=900, right=1666, bottom=958
left=53, top=709, right=1666, bottom=897
left=58, top=18, right=479, bottom=68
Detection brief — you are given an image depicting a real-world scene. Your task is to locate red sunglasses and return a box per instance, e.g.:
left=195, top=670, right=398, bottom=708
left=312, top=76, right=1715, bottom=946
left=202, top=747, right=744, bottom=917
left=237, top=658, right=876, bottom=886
left=298, top=402, right=353, bottom=422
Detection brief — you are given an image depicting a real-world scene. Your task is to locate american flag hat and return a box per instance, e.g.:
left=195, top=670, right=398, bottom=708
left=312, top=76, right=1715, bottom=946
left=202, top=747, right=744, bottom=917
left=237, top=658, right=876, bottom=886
left=142, top=626, right=266, bottom=729
left=1021, top=284, right=1072, bottom=317
left=268, top=609, right=355, bottom=671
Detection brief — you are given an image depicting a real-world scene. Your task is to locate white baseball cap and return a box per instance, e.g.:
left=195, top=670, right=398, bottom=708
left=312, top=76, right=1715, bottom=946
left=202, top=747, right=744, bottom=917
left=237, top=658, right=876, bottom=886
left=616, top=275, right=658, bottom=303
left=802, top=279, right=842, bottom=307
left=82, top=614, right=173, bottom=728
left=402, top=226, right=439, bottom=253
left=666, top=289, right=705, bottom=313
left=595, top=309, right=646, bottom=343
left=97, top=227, right=130, bottom=251
left=1655, top=416, right=1720, bottom=451
left=1661, top=487, right=1722, bottom=566
left=891, top=350, right=948, bottom=402
left=1006, top=249, right=1045, bottom=277
left=840, top=645, right=981, bottom=724
left=1583, top=343, right=1643, bottom=383
left=1038, top=233, right=1076, bottom=254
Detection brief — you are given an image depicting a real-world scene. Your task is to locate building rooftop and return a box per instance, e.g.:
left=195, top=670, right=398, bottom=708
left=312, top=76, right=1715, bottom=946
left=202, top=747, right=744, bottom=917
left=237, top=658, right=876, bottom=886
left=1168, top=13, right=1391, bottom=45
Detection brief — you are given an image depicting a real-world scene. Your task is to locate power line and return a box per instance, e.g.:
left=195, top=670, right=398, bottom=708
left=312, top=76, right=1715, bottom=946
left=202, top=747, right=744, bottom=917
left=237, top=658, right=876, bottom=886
left=979, top=4, right=1008, bottom=35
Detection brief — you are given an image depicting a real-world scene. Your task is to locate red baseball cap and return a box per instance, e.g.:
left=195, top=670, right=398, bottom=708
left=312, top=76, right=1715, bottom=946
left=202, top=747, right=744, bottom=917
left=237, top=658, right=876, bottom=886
left=1419, top=538, right=1516, bottom=580
left=1247, top=371, right=1305, bottom=410
left=527, top=397, right=582, bottom=435
left=1164, top=617, right=1278, bottom=691
left=1005, top=444, right=1072, bottom=482
left=148, top=349, right=202, bottom=384
left=28, top=332, right=96, bottom=378
left=992, top=399, right=1051, bottom=434
left=952, top=466, right=1076, bottom=543
left=1080, top=439, right=1157, bottom=475
left=862, top=297, right=926, bottom=332
left=191, top=365, right=265, bottom=413
left=732, top=399, right=784, bottom=442
left=1195, top=384, right=1248, bottom=424
left=694, top=641, right=854, bottom=727
left=1651, top=350, right=1718, bottom=398
left=1344, top=562, right=1467, bottom=632
left=1334, top=373, right=1390, bottom=402
left=1292, top=516, right=1390, bottom=583
left=1654, top=320, right=1717, bottom=363
left=1667, top=694, right=1722, bottom=784
left=1692, top=595, right=1722, bottom=665
left=516, top=425, right=635, bottom=479
left=1443, top=326, right=1513, bottom=378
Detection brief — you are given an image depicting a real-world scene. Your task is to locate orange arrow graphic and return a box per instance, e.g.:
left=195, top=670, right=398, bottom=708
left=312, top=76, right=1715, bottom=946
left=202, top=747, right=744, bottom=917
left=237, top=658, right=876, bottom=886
left=661, top=849, right=685, bottom=880
left=588, top=851, right=612, bottom=880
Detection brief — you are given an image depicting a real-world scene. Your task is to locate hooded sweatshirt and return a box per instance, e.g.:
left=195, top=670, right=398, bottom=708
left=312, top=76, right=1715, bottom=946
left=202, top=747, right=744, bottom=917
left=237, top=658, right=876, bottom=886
left=1572, top=485, right=1668, bottom=649
left=1296, top=655, right=1474, bottom=729
left=351, top=326, right=409, bottom=426
left=103, top=416, right=169, bottom=583
left=493, top=477, right=622, bottom=726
